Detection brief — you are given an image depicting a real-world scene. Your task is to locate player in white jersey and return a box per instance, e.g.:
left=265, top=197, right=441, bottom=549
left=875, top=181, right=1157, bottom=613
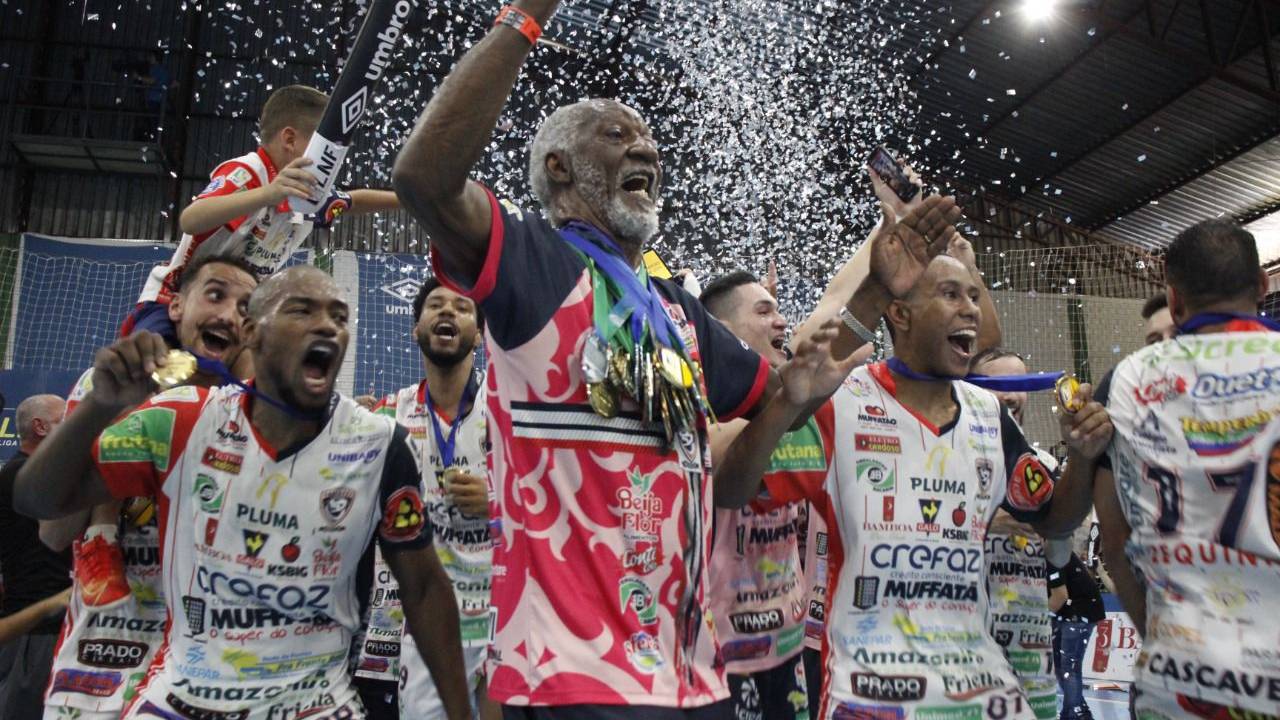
left=82, top=86, right=402, bottom=613
left=364, top=277, right=499, bottom=720
left=720, top=253, right=1111, bottom=719
left=1094, top=219, right=1280, bottom=719
left=37, top=253, right=258, bottom=720
left=16, top=266, right=473, bottom=720
left=971, top=348, right=1065, bottom=720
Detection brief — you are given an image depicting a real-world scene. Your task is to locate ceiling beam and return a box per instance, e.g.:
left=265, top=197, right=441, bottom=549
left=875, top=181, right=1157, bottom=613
left=907, top=0, right=1000, bottom=89
left=938, top=4, right=1148, bottom=177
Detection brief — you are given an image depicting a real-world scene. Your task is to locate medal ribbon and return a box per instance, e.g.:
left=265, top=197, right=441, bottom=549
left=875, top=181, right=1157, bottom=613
left=561, top=223, right=689, bottom=362
left=885, top=356, right=1063, bottom=391
left=192, top=356, right=326, bottom=421
left=420, top=372, right=479, bottom=470
left=1176, top=312, right=1280, bottom=335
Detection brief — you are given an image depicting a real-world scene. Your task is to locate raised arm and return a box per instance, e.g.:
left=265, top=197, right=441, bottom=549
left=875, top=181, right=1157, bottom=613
left=1032, top=384, right=1112, bottom=538
left=15, top=333, right=169, bottom=519
left=392, top=0, right=561, bottom=282
left=384, top=545, right=471, bottom=719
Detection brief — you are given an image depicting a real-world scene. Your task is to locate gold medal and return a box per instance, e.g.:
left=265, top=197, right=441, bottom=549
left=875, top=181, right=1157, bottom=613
left=151, top=349, right=198, bottom=390
left=1056, top=374, right=1084, bottom=413
left=589, top=382, right=619, bottom=418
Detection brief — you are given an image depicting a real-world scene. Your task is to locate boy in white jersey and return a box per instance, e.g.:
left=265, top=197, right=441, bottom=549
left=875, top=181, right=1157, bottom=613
left=16, top=266, right=472, bottom=719
left=79, top=85, right=403, bottom=610
left=359, top=277, right=499, bottom=720
left=1094, top=219, right=1280, bottom=719
left=721, top=254, right=1112, bottom=719
left=36, top=253, right=259, bottom=720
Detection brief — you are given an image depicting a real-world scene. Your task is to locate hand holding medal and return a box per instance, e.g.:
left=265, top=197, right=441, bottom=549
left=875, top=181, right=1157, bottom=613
left=88, top=330, right=183, bottom=411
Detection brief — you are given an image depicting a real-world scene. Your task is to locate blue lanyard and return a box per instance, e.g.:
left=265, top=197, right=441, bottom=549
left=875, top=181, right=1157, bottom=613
left=1176, top=312, right=1280, bottom=335
left=559, top=223, right=684, bottom=352
left=885, top=356, right=1063, bottom=391
left=193, top=356, right=325, bottom=421
left=420, top=372, right=478, bottom=469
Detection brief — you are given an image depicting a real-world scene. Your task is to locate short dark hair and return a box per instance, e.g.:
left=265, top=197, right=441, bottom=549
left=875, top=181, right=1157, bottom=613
left=1164, top=219, right=1260, bottom=309
left=970, top=347, right=1026, bottom=374
left=1140, top=292, right=1168, bottom=320
left=176, top=253, right=259, bottom=295
left=259, top=85, right=327, bottom=141
left=412, top=277, right=484, bottom=329
left=699, top=270, right=759, bottom=319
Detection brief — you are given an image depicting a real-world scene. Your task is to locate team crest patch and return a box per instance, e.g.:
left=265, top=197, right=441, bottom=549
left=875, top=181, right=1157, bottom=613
left=975, top=458, right=993, bottom=495
left=381, top=487, right=425, bottom=542
left=1008, top=453, right=1054, bottom=511
left=320, top=487, right=356, bottom=528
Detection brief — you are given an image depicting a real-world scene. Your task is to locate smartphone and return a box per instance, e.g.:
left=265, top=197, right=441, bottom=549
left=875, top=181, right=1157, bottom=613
left=867, top=146, right=920, bottom=203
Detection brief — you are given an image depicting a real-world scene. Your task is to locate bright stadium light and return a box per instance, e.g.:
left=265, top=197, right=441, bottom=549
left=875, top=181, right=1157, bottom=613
left=1024, top=0, right=1057, bottom=21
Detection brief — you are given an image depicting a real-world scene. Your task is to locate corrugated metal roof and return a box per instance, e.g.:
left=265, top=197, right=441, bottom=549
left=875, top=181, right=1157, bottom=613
left=896, top=0, right=1280, bottom=251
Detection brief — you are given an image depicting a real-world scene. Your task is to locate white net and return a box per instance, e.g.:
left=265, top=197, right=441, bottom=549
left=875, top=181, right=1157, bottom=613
left=0, top=238, right=1163, bottom=446
left=6, top=250, right=156, bottom=372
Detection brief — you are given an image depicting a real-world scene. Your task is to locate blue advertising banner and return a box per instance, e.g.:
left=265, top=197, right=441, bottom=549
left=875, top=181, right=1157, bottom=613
left=354, top=252, right=432, bottom=400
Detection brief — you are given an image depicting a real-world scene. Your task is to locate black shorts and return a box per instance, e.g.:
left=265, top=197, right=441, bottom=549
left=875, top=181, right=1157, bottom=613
left=502, top=700, right=732, bottom=720
left=727, top=652, right=810, bottom=720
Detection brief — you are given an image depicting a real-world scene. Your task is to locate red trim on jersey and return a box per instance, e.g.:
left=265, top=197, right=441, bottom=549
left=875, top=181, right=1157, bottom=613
left=869, top=361, right=943, bottom=435
left=432, top=186, right=505, bottom=304
left=415, top=378, right=455, bottom=423
left=724, top=356, right=770, bottom=421
left=94, top=388, right=209, bottom=499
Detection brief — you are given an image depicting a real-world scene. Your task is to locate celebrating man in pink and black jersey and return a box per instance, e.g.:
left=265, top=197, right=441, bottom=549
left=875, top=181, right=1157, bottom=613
left=1094, top=219, right=1280, bottom=720
left=389, top=0, right=976, bottom=715
left=15, top=266, right=472, bottom=720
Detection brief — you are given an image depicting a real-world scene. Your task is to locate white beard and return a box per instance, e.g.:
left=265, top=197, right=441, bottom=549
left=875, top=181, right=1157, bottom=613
left=575, top=159, right=659, bottom=248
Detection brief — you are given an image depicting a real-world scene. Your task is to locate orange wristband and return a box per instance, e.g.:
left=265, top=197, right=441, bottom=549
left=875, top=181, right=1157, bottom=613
left=494, top=5, right=542, bottom=45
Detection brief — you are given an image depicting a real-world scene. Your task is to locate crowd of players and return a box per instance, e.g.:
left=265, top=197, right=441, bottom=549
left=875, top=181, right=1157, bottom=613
left=0, top=2, right=1276, bottom=719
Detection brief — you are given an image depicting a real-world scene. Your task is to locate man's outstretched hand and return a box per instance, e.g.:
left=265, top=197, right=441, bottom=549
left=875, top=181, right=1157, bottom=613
left=780, top=317, right=864, bottom=408
left=868, top=195, right=965, bottom=299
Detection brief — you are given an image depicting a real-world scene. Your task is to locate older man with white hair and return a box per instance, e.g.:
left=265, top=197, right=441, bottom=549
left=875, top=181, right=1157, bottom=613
left=0, top=394, right=70, bottom=720
left=391, top=1, right=970, bottom=717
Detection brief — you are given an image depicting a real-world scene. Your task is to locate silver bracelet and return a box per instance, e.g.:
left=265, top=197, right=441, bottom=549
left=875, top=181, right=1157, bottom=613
left=839, top=306, right=878, bottom=345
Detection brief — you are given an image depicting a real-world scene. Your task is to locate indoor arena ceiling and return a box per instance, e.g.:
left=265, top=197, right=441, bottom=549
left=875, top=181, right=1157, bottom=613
left=543, top=0, right=1280, bottom=257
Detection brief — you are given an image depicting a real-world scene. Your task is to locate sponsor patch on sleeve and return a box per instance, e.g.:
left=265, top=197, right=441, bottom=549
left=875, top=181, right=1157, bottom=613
left=199, top=176, right=225, bottom=196
left=98, top=407, right=176, bottom=470
left=226, top=167, right=253, bottom=188
left=1007, top=453, right=1054, bottom=511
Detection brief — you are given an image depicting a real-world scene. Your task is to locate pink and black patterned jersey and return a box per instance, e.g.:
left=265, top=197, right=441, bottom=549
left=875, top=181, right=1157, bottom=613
left=431, top=191, right=769, bottom=708
left=764, top=363, right=1056, bottom=720
left=90, top=384, right=431, bottom=719
left=138, top=148, right=314, bottom=306
left=1104, top=322, right=1280, bottom=716
left=708, top=404, right=834, bottom=676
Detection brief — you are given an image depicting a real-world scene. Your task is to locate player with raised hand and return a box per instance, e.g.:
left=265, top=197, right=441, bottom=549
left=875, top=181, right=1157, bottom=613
left=36, top=252, right=257, bottom=720
left=716, top=238, right=1109, bottom=718
left=1095, top=219, right=1280, bottom=720
left=16, top=266, right=471, bottom=720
